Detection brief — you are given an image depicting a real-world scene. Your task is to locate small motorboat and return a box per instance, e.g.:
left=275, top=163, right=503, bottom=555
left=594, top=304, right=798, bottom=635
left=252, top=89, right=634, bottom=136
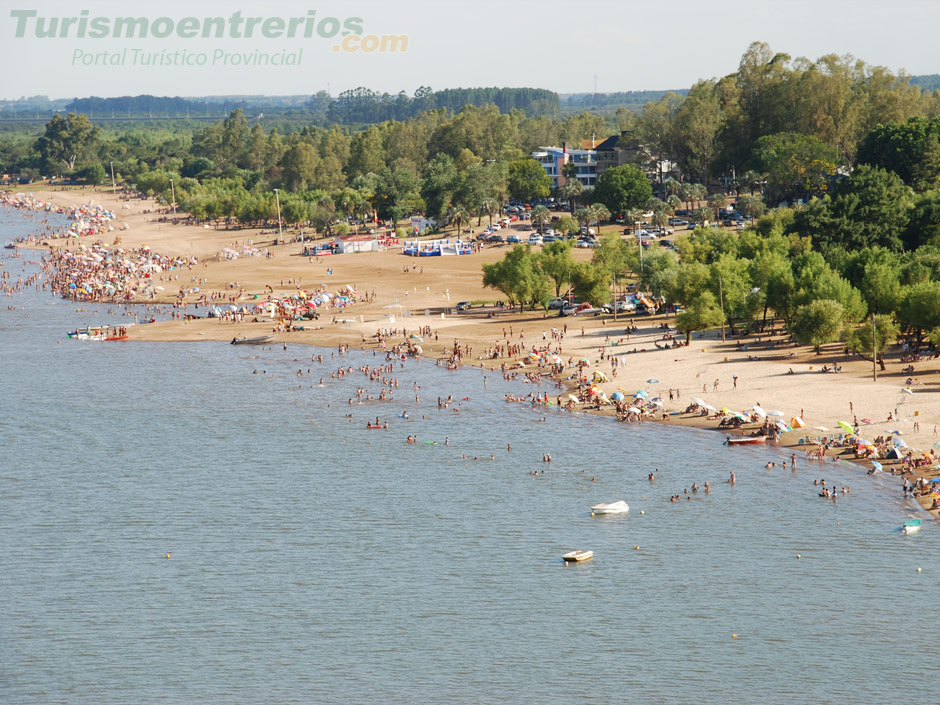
left=902, top=519, right=922, bottom=535
left=231, top=334, right=275, bottom=345
left=591, top=500, right=629, bottom=515
left=562, top=549, right=593, bottom=562
left=725, top=435, right=767, bottom=446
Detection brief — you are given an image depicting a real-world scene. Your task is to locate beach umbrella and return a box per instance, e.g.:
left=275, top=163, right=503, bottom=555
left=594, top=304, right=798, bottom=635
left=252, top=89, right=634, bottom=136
left=647, top=378, right=660, bottom=384
left=767, top=410, right=785, bottom=417
left=895, top=438, right=909, bottom=448
left=650, top=399, right=663, bottom=407
left=871, top=461, right=883, bottom=472
left=611, top=391, right=625, bottom=402
left=838, top=421, right=854, bottom=433
left=902, top=387, right=914, bottom=395
left=752, top=405, right=767, bottom=418
left=692, top=397, right=706, bottom=407
left=567, top=394, right=579, bottom=403
left=856, top=438, right=874, bottom=446
left=703, top=403, right=717, bottom=412
left=627, top=406, right=642, bottom=414
left=814, top=426, right=829, bottom=432
left=634, top=390, right=648, bottom=399
left=933, top=442, right=940, bottom=451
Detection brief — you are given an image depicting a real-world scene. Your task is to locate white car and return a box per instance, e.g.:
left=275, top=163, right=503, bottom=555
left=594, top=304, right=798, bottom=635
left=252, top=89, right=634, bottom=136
left=528, top=234, right=543, bottom=245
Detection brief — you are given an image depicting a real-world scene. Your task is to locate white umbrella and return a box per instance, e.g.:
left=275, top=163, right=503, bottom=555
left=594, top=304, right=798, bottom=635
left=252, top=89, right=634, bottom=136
left=703, top=403, right=717, bottom=412
left=813, top=426, right=829, bottom=432
left=752, top=405, right=767, bottom=418
left=767, top=410, right=785, bottom=417
left=692, top=397, right=706, bottom=406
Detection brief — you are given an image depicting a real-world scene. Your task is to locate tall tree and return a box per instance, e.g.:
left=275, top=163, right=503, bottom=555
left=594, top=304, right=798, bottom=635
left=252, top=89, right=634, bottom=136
left=35, top=112, right=100, bottom=172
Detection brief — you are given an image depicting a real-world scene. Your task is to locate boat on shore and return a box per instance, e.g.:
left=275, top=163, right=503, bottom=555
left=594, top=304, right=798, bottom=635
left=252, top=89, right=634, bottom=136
left=562, top=549, right=593, bottom=562
left=591, top=500, right=629, bottom=515
left=903, top=519, right=922, bottom=534
left=725, top=435, right=767, bottom=446
left=67, top=325, right=126, bottom=341
left=231, top=335, right=275, bottom=346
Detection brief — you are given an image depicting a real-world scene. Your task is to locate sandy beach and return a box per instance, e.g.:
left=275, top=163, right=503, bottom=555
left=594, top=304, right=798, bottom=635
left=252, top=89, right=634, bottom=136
left=11, top=184, right=940, bottom=517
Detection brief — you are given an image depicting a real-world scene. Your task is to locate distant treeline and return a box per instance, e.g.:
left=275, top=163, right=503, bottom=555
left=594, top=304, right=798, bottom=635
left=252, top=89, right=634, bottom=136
left=562, top=89, right=690, bottom=111
left=912, top=74, right=940, bottom=92
left=324, top=87, right=561, bottom=123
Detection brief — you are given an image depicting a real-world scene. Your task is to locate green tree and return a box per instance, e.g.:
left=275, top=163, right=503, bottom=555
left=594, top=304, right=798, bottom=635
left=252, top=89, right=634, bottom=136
left=82, top=162, right=107, bottom=185
left=593, top=164, right=653, bottom=218
left=845, top=315, right=899, bottom=370
left=421, top=153, right=459, bottom=221
left=35, top=112, right=100, bottom=172
left=898, top=281, right=940, bottom=348
left=507, top=158, right=551, bottom=201
left=790, top=299, right=845, bottom=353
left=570, top=260, right=611, bottom=306
left=675, top=292, right=725, bottom=344
left=752, top=131, right=840, bottom=203
left=538, top=239, right=577, bottom=297
left=280, top=143, right=320, bottom=192
left=347, top=126, right=386, bottom=180
left=374, top=166, right=420, bottom=223
left=482, top=245, right=548, bottom=312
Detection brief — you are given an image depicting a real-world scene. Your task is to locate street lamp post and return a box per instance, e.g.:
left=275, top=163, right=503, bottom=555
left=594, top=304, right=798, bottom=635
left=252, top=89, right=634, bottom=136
left=169, top=179, right=176, bottom=214
left=274, top=188, right=283, bottom=243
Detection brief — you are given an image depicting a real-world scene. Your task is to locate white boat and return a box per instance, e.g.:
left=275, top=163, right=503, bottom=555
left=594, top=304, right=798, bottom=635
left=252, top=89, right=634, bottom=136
left=231, top=334, right=275, bottom=346
left=591, top=500, right=629, bottom=515
left=562, top=549, right=593, bottom=562
left=903, top=519, right=922, bottom=534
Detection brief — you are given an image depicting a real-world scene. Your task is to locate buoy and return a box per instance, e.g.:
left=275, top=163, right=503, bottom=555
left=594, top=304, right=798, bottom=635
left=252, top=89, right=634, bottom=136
left=634, top=545, right=639, bottom=550
left=166, top=553, right=170, bottom=559
left=917, top=567, right=922, bottom=573
left=732, top=634, right=738, bottom=639
left=797, top=554, right=801, bottom=559
left=640, top=510, right=645, bottom=515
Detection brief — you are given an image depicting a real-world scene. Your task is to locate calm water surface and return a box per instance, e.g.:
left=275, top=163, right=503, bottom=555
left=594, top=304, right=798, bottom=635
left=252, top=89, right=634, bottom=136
left=0, top=209, right=936, bottom=703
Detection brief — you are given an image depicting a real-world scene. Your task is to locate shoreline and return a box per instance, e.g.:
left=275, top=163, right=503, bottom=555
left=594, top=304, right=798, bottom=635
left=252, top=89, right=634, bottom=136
left=6, top=186, right=940, bottom=520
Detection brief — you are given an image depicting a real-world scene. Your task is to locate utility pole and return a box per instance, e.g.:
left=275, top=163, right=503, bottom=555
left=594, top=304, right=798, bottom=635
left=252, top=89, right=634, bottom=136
left=274, top=188, right=283, bottom=243
left=109, top=161, right=116, bottom=191
left=169, top=179, right=176, bottom=214
left=718, top=274, right=726, bottom=342
left=872, top=312, right=877, bottom=382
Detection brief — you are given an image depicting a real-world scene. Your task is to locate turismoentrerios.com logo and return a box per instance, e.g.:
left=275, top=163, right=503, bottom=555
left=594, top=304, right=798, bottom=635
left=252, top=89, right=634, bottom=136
left=10, top=9, right=362, bottom=39
left=8, top=9, right=408, bottom=55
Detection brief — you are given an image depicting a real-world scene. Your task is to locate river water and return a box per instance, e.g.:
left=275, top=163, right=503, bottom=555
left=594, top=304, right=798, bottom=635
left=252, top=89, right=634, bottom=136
left=1, top=208, right=936, bottom=704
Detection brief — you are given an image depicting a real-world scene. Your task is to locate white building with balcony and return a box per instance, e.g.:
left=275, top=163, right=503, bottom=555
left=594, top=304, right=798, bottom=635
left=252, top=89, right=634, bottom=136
left=531, top=145, right=597, bottom=188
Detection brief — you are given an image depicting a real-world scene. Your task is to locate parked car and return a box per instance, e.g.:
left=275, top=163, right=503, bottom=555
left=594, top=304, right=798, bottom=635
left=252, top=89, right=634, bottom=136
left=602, top=301, right=635, bottom=314
left=542, top=234, right=557, bottom=243
left=548, top=297, right=567, bottom=309
left=528, top=234, right=543, bottom=245
left=577, top=238, right=597, bottom=248
left=506, top=235, right=521, bottom=244
left=455, top=301, right=472, bottom=311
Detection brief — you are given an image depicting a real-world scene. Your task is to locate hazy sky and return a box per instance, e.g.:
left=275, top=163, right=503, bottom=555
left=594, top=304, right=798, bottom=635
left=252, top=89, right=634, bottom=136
left=2, top=0, right=939, bottom=100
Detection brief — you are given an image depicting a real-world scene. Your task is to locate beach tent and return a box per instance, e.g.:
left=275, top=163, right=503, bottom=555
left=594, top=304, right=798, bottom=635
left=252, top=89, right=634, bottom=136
left=791, top=417, right=805, bottom=428
left=886, top=447, right=904, bottom=459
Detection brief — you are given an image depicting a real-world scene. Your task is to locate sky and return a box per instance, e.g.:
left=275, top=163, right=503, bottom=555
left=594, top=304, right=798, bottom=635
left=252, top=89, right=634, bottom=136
left=1, top=0, right=939, bottom=100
